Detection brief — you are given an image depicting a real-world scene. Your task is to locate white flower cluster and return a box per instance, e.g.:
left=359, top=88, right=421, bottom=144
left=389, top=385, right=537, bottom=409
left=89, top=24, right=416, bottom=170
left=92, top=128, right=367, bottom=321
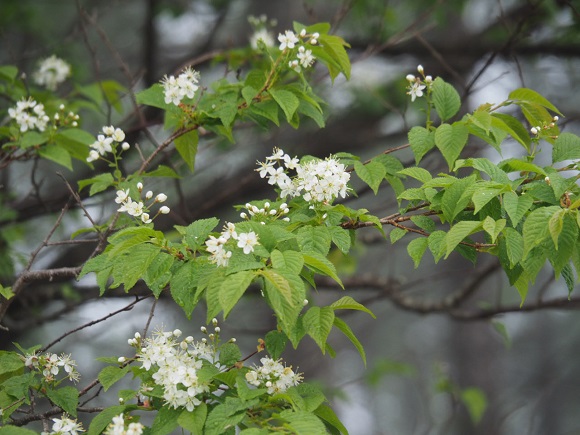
left=204, top=222, right=259, bottom=267
left=23, top=351, right=80, bottom=383
left=8, top=97, right=50, bottom=132
left=87, top=125, right=130, bottom=162
left=115, top=182, right=169, bottom=224
left=40, top=415, right=84, bottom=435
left=256, top=147, right=350, bottom=204
left=239, top=201, right=290, bottom=223
left=131, top=329, right=214, bottom=412
left=405, top=64, right=432, bottom=102
left=161, top=66, right=200, bottom=106
left=104, top=413, right=144, bottom=435
left=248, top=14, right=276, bottom=49
left=278, top=29, right=318, bottom=73
left=33, top=55, right=71, bottom=91
left=245, top=357, right=303, bottom=395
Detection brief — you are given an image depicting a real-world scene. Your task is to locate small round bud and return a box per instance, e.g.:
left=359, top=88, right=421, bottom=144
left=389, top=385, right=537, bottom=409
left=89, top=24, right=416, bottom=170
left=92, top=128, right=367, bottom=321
left=54, top=113, right=60, bottom=120
left=134, top=332, right=141, bottom=339
left=145, top=191, right=153, bottom=200
left=405, top=74, right=415, bottom=82
left=212, top=318, right=218, bottom=325
left=59, top=104, right=65, bottom=110
left=300, top=28, right=306, bottom=37
left=137, top=182, right=143, bottom=191
left=72, top=121, right=78, bottom=127
left=201, top=326, right=207, bottom=333
left=553, top=116, right=559, bottom=122
left=264, top=202, right=270, bottom=209
left=283, top=208, right=290, bottom=214
left=240, top=212, right=247, bottom=219
left=121, top=142, right=130, bottom=150
left=119, top=398, right=124, bottom=403
left=279, top=203, right=287, bottom=209
left=417, top=64, right=424, bottom=74
left=160, top=206, right=170, bottom=214
left=185, top=336, right=194, bottom=343
left=269, top=209, right=277, bottom=215
left=230, top=338, right=237, bottom=343
left=312, top=32, right=320, bottom=39
left=180, top=341, right=188, bottom=350
left=201, top=338, right=207, bottom=343
left=118, top=356, right=126, bottom=363
left=209, top=333, right=215, bottom=339
left=303, top=299, right=308, bottom=306
left=283, top=217, right=290, bottom=222
left=173, top=329, right=182, bottom=337
left=214, top=327, right=221, bottom=333
left=156, top=193, right=167, bottom=203
left=310, top=38, right=317, bottom=45
left=266, top=381, right=272, bottom=387
left=425, top=75, right=433, bottom=83
left=530, top=127, right=538, bottom=135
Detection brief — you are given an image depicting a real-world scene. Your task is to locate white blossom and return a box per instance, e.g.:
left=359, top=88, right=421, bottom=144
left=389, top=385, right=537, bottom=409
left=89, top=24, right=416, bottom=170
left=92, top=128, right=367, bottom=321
left=8, top=98, right=50, bottom=132
left=33, top=55, right=71, bottom=91
left=245, top=357, right=303, bottom=394
left=161, top=67, right=200, bottom=106
left=278, top=30, right=299, bottom=50
left=236, top=231, right=259, bottom=254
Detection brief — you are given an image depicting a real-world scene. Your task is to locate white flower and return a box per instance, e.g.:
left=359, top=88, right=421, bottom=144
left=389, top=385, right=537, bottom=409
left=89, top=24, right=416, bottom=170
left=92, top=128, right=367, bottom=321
left=44, top=415, right=84, bottom=435
left=103, top=125, right=115, bottom=136
left=245, top=357, right=303, bottom=394
left=278, top=30, right=299, bottom=50
left=8, top=98, right=50, bottom=132
left=86, top=150, right=100, bottom=162
left=161, top=67, right=200, bottom=106
left=33, top=55, right=71, bottom=91
left=141, top=213, right=152, bottom=224
left=407, top=81, right=426, bottom=102
left=115, top=189, right=130, bottom=204
left=112, top=128, right=125, bottom=142
left=297, top=46, right=315, bottom=68
left=236, top=231, right=259, bottom=254
left=250, top=28, right=275, bottom=49
left=90, top=134, right=114, bottom=156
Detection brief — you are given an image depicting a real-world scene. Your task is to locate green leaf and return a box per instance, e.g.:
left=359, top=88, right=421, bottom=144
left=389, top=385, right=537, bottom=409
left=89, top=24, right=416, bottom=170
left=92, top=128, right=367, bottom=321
left=279, top=410, right=327, bottom=435
left=407, top=237, right=429, bottom=268
left=504, top=227, right=524, bottom=268
left=330, top=296, right=375, bottom=318
left=170, top=261, right=211, bottom=318
left=219, top=342, right=242, bottom=366
left=552, top=132, right=580, bottom=163
left=143, top=252, right=174, bottom=297
left=0, top=427, right=39, bottom=435
left=111, top=244, right=161, bottom=291
left=0, top=65, right=18, bottom=82
left=441, top=175, right=476, bottom=222
left=303, top=306, right=335, bottom=352
left=79, top=173, right=115, bottom=196
left=204, top=403, right=246, bottom=435
left=445, top=221, right=482, bottom=258
left=38, top=144, right=72, bottom=170
left=297, top=226, right=331, bottom=255
left=219, top=270, right=255, bottom=317
left=0, top=351, right=24, bottom=377
left=175, top=129, right=199, bottom=172
left=454, top=158, right=511, bottom=184
left=151, top=405, right=181, bottom=435
left=44, top=386, right=79, bottom=416
left=303, top=252, right=343, bottom=288
left=271, top=249, right=304, bottom=275
left=432, top=77, right=461, bottom=121
left=136, top=83, right=168, bottom=109
left=328, top=226, right=351, bottom=254
left=354, top=160, right=386, bottom=194
left=482, top=217, right=506, bottom=243
left=269, top=88, right=299, bottom=122
left=398, top=166, right=432, bottom=183
left=317, top=33, right=351, bottom=80
left=498, top=158, right=546, bottom=176
left=177, top=403, right=207, bottom=435
left=469, top=108, right=492, bottom=133
left=434, top=122, right=469, bottom=170
left=548, top=209, right=565, bottom=249
left=428, top=230, right=447, bottom=263
left=314, top=404, right=349, bottom=435
left=522, top=206, right=562, bottom=259
left=19, top=131, right=48, bottom=148
left=143, top=165, right=181, bottom=178
left=333, top=316, right=366, bottom=366
left=508, top=88, right=562, bottom=115
left=265, top=330, right=288, bottom=359
left=460, top=387, right=487, bottom=425
left=390, top=227, right=407, bottom=244
left=408, top=126, right=436, bottom=164
left=178, top=217, right=220, bottom=251
left=411, top=215, right=435, bottom=232
left=98, top=365, right=130, bottom=392
left=503, top=191, right=533, bottom=227
left=0, top=284, right=14, bottom=300
left=491, top=113, right=531, bottom=151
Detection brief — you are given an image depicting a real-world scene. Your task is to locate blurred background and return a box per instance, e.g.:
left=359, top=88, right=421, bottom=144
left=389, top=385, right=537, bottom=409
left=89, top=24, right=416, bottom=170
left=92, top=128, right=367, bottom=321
left=2, top=0, right=580, bottom=433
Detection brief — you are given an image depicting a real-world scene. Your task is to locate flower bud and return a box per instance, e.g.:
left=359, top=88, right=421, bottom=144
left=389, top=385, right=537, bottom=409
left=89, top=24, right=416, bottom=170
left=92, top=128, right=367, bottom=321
left=160, top=206, right=170, bottom=214
left=240, top=212, right=247, bottom=219
left=300, top=28, right=306, bottom=37
left=417, top=64, right=424, bottom=74
left=145, top=191, right=153, bottom=200
left=118, top=357, right=126, bottom=363
left=173, top=329, right=182, bottom=337
left=201, top=326, right=207, bottom=333
left=553, top=116, right=559, bottom=122
left=121, top=142, right=130, bottom=150
left=303, top=299, right=308, bottom=306
left=156, top=193, right=167, bottom=203
left=406, top=74, right=415, bottom=82
left=530, top=127, right=538, bottom=135
left=215, top=327, right=221, bottom=333
left=137, top=182, right=143, bottom=191
left=59, top=104, right=65, bottom=110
